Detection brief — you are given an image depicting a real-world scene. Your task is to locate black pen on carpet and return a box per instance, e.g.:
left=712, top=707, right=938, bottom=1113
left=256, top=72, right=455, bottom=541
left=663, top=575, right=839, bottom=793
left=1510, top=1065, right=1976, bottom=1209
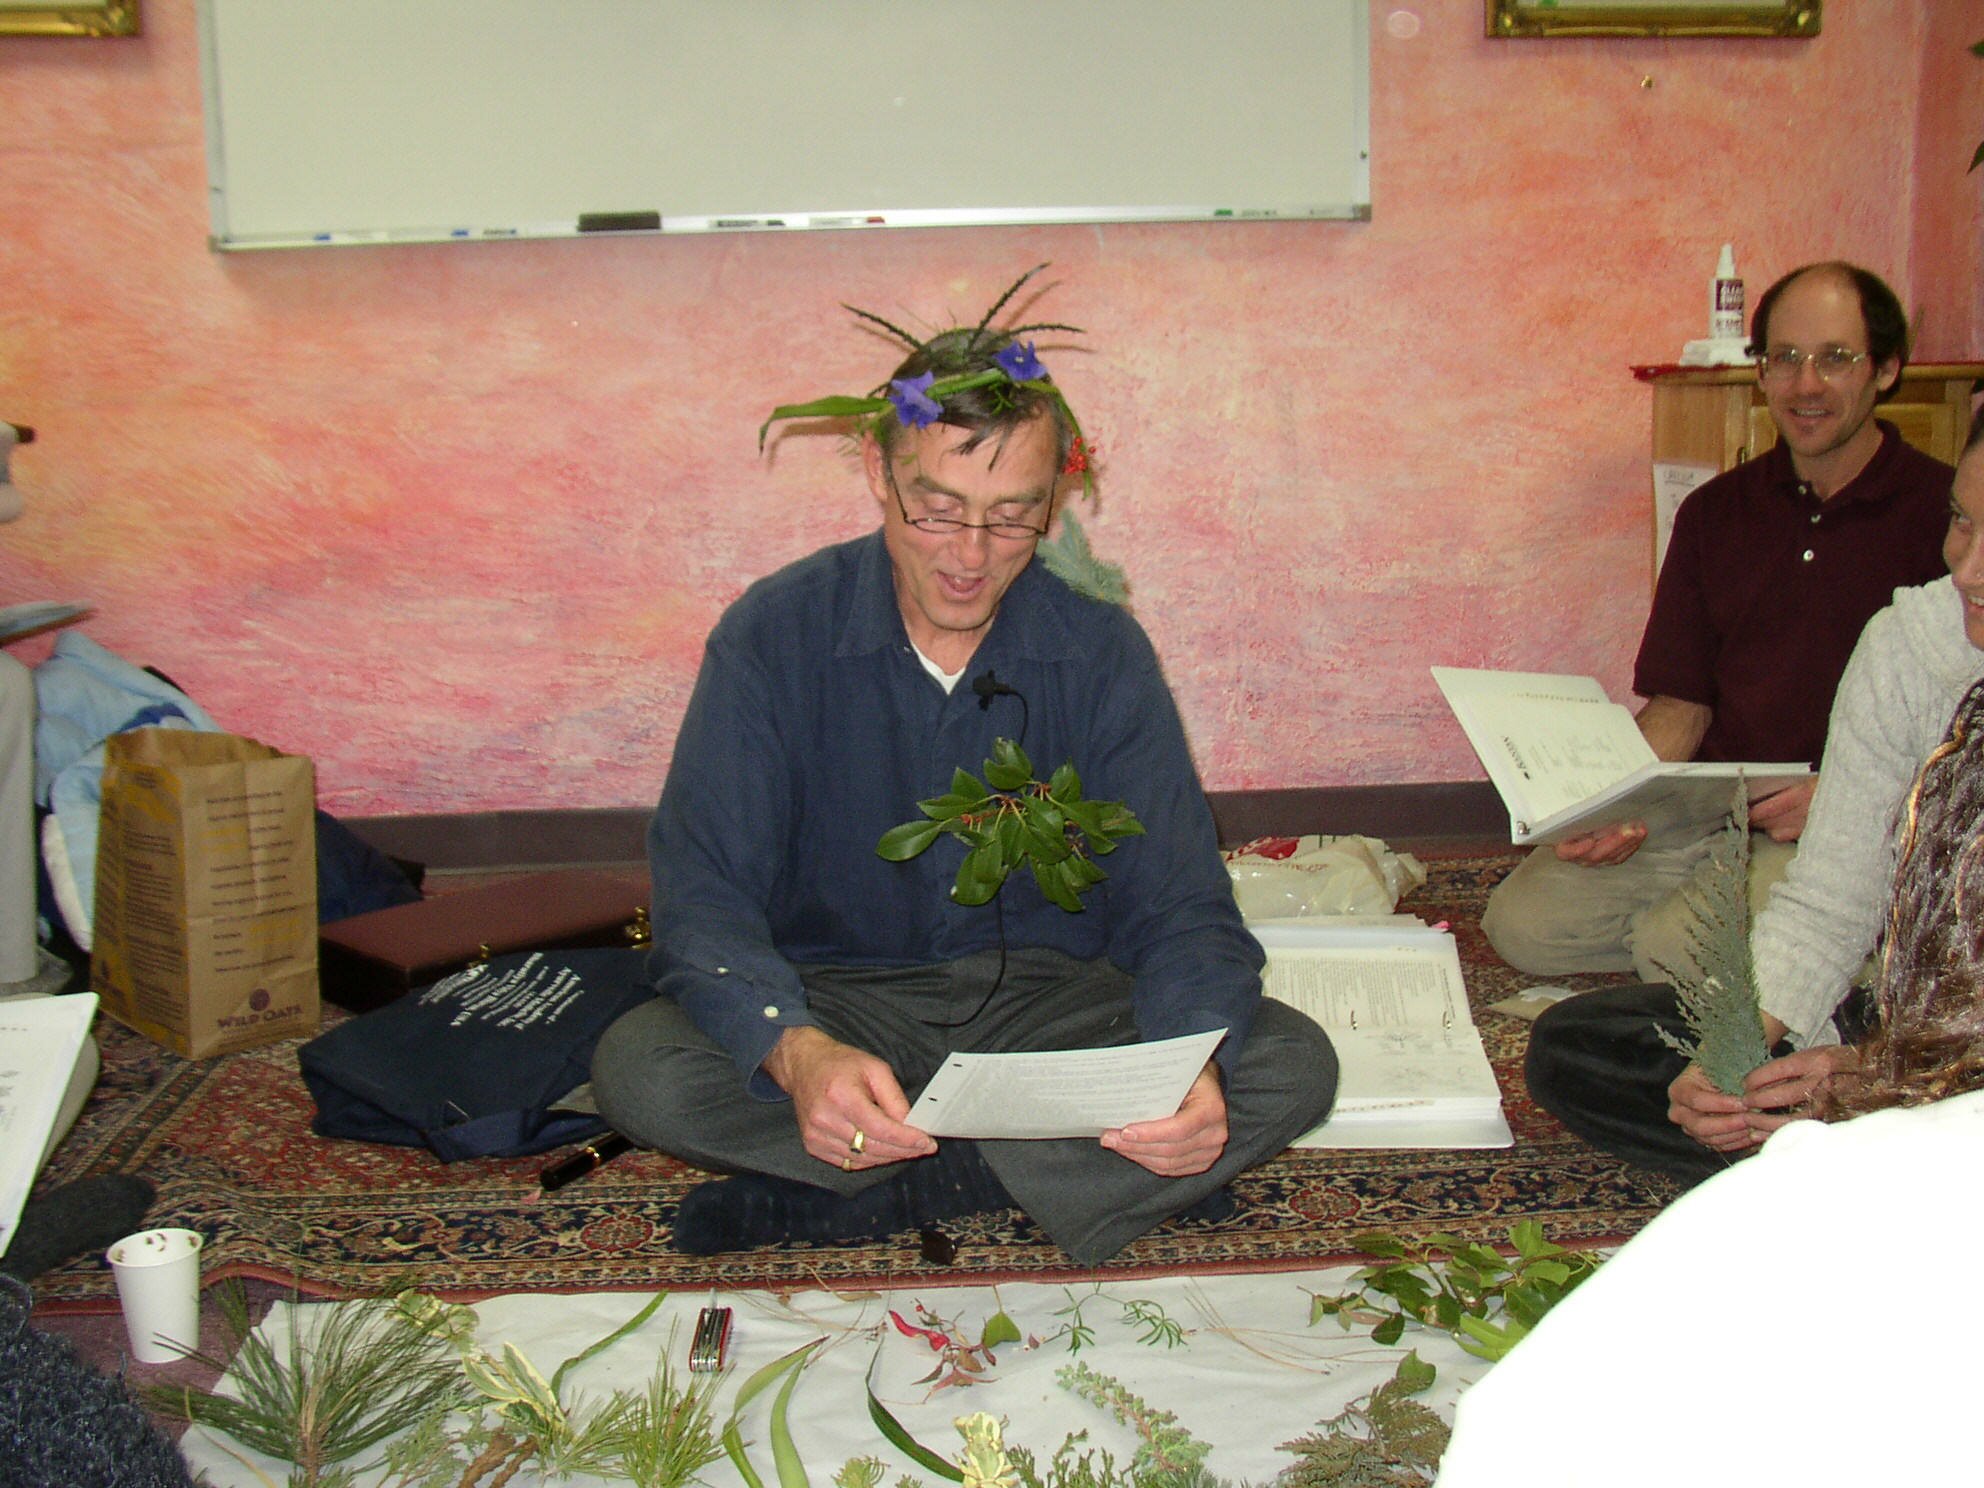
left=539, top=1132, right=633, bottom=1192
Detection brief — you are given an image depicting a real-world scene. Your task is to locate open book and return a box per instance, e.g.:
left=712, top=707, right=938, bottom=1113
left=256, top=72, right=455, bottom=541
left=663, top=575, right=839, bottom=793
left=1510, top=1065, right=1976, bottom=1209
left=1431, top=667, right=1809, bottom=846
left=1254, top=920, right=1511, bottom=1150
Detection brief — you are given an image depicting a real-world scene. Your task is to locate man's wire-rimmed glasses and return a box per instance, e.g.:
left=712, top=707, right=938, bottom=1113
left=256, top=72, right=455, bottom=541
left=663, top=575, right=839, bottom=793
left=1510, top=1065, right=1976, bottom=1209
left=1756, top=345, right=1871, bottom=384
left=881, top=453, right=1051, bottom=541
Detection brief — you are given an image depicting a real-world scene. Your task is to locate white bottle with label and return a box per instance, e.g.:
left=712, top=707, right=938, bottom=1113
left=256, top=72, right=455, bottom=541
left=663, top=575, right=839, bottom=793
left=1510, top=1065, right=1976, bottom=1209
left=1710, top=243, right=1744, bottom=341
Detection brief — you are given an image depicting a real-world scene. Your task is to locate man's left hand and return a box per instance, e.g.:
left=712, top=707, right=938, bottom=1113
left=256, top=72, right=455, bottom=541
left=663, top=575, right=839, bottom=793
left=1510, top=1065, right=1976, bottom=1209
left=1748, top=777, right=1818, bottom=843
left=1100, top=1065, right=1227, bottom=1177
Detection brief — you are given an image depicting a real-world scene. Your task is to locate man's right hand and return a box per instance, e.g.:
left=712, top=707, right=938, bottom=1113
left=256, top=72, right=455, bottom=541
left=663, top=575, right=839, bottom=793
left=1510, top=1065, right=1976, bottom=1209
left=761, top=1026, right=937, bottom=1173
left=1553, top=819, right=1649, bottom=867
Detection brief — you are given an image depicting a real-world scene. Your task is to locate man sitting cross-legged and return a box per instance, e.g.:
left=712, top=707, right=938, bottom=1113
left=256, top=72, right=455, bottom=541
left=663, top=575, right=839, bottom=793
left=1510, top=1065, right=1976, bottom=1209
left=592, top=271, right=1336, bottom=1266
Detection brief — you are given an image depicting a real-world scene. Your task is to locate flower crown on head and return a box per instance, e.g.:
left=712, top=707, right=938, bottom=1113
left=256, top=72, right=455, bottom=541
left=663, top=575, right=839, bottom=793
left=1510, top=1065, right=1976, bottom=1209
left=757, top=264, right=1124, bottom=603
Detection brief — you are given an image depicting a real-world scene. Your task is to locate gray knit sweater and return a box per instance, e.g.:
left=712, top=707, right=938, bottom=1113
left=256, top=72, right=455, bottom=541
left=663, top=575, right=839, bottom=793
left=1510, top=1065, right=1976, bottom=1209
left=1755, top=576, right=1984, bottom=1045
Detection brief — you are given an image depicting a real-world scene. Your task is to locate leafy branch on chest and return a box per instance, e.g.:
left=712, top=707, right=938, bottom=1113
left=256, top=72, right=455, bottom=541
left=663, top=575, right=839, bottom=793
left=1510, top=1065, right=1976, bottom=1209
left=877, top=738, right=1144, bottom=911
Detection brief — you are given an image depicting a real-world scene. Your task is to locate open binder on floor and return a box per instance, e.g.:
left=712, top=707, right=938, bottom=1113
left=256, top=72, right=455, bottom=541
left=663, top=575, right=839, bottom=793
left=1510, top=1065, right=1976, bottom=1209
left=1254, top=920, right=1511, bottom=1150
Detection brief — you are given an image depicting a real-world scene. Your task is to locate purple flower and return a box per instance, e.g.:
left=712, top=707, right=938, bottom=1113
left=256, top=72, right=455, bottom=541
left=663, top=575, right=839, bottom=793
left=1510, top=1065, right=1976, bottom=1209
left=887, top=372, right=942, bottom=428
left=995, top=340, right=1046, bottom=382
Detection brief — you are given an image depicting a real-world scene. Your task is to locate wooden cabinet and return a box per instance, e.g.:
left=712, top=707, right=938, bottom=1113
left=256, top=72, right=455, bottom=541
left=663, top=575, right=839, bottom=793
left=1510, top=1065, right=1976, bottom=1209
left=1638, top=361, right=1984, bottom=568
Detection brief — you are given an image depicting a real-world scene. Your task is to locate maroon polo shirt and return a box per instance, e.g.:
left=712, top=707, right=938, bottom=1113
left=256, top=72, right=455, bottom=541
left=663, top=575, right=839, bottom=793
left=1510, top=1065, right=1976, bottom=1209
left=1634, top=421, right=1953, bottom=766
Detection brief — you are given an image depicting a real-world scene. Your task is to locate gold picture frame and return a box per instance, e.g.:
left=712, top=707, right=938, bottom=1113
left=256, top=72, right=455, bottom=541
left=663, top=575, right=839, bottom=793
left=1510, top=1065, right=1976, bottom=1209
left=0, top=0, right=139, bottom=37
left=1487, top=1, right=1819, bottom=38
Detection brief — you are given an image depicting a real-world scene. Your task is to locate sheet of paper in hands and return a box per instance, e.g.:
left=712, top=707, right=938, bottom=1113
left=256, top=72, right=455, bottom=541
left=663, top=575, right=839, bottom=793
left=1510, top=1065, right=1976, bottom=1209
left=906, top=1028, right=1226, bottom=1139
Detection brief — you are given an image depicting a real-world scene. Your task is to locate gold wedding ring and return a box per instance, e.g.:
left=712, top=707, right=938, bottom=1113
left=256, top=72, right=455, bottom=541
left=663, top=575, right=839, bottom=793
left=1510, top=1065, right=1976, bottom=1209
left=849, top=1128, right=867, bottom=1156
left=841, top=1156, right=855, bottom=1172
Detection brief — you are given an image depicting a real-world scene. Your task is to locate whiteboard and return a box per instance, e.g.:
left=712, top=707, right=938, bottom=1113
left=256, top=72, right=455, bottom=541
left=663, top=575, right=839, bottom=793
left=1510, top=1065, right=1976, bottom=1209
left=196, top=0, right=1370, bottom=250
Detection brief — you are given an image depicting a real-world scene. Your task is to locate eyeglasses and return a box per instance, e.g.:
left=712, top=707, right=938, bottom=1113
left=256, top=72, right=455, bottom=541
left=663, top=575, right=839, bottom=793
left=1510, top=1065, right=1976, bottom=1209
left=882, top=457, right=1050, bottom=541
left=1756, top=345, right=1871, bottom=384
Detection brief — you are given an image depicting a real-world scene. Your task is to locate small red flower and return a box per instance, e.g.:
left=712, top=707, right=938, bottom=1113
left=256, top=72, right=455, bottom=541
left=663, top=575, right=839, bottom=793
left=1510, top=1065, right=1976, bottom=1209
left=1062, top=436, right=1098, bottom=475
left=890, top=1309, right=949, bottom=1351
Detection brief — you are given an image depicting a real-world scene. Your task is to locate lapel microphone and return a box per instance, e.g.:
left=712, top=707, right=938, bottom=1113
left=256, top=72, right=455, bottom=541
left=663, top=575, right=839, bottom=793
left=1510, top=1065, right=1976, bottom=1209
left=969, top=668, right=1029, bottom=746
left=971, top=669, right=1017, bottom=709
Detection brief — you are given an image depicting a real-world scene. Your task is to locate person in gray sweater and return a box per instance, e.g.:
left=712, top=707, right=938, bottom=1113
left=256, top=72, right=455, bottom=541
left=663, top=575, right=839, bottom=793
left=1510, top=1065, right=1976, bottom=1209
left=1524, top=404, right=1984, bottom=1181
left=1438, top=654, right=1984, bottom=1488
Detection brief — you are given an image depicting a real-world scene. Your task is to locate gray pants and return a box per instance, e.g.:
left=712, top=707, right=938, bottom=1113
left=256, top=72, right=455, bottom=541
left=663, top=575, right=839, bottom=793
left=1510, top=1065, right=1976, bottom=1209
left=591, top=950, right=1337, bottom=1265
left=1482, top=826, right=1797, bottom=982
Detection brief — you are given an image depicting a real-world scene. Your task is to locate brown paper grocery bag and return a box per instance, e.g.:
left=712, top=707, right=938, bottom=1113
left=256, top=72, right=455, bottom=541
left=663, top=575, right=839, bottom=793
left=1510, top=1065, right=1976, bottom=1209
left=91, top=728, right=320, bottom=1058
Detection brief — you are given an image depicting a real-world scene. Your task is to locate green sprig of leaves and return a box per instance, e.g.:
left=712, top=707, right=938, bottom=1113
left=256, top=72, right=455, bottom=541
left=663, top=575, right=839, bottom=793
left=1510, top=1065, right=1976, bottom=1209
left=877, top=738, right=1143, bottom=912
left=1279, top=1351, right=1447, bottom=1488
left=1308, top=1222, right=1603, bottom=1363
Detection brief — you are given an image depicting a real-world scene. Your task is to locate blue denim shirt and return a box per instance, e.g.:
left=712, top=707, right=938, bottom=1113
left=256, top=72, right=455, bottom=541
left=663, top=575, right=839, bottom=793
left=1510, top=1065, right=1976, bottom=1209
left=650, top=530, right=1263, bottom=1095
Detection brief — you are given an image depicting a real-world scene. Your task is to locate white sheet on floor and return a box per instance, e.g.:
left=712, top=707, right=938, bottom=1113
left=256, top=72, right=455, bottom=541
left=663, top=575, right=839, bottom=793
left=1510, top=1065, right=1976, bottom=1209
left=175, top=1267, right=1497, bottom=1484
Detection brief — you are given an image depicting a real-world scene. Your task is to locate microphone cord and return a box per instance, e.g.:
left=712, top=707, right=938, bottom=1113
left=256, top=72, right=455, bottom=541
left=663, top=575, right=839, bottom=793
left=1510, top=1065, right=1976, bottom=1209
left=928, top=668, right=1029, bottom=1027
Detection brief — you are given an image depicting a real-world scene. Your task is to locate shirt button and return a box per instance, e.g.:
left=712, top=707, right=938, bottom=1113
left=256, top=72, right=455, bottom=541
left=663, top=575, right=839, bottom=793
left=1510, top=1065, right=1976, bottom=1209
left=1810, top=512, right=1821, bottom=524
left=714, top=966, right=728, bottom=975
left=762, top=1005, right=779, bottom=1019
left=1801, top=549, right=1815, bottom=563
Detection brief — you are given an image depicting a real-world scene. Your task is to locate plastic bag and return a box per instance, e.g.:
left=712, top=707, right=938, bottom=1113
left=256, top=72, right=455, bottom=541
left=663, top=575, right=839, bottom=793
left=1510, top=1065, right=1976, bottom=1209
left=1223, top=834, right=1426, bottom=922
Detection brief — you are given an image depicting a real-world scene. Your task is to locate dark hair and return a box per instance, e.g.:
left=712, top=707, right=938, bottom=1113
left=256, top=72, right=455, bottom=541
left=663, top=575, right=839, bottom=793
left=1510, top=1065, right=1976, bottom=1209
left=1819, top=678, right=1984, bottom=1120
left=871, top=327, right=1074, bottom=468
left=1748, top=261, right=1910, bottom=403
left=1966, top=400, right=1984, bottom=459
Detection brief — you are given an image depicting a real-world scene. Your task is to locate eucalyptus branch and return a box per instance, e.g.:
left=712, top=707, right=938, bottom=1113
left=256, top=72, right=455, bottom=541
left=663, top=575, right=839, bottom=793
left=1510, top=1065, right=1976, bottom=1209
left=877, top=739, right=1143, bottom=912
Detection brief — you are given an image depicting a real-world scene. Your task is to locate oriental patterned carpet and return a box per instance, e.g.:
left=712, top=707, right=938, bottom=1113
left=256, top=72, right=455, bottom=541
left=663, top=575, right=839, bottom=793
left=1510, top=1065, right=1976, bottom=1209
left=31, top=851, right=1677, bottom=1310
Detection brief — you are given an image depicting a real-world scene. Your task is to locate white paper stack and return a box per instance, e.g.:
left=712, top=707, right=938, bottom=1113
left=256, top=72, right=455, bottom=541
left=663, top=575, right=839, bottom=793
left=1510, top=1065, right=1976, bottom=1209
left=1253, top=920, right=1511, bottom=1149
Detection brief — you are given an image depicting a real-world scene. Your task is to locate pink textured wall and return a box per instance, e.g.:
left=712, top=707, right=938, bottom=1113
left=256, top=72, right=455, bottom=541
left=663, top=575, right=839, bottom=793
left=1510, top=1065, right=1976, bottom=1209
left=2, top=2, right=1979, bottom=816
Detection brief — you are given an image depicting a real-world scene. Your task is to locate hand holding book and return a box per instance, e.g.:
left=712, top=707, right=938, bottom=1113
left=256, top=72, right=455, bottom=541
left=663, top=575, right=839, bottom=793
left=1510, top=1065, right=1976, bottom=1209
left=1430, top=667, right=1810, bottom=846
left=1552, top=818, right=1648, bottom=866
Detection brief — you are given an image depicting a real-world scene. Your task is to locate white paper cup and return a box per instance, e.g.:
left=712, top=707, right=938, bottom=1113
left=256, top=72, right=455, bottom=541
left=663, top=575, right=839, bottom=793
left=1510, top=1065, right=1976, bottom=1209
left=107, top=1227, right=203, bottom=1364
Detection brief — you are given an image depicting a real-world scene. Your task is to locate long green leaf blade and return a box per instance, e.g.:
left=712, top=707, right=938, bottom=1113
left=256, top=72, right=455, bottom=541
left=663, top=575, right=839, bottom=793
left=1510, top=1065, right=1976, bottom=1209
left=758, top=396, right=888, bottom=448
left=551, top=1291, right=666, bottom=1398
left=863, top=1346, right=965, bottom=1481
left=722, top=1338, right=823, bottom=1488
